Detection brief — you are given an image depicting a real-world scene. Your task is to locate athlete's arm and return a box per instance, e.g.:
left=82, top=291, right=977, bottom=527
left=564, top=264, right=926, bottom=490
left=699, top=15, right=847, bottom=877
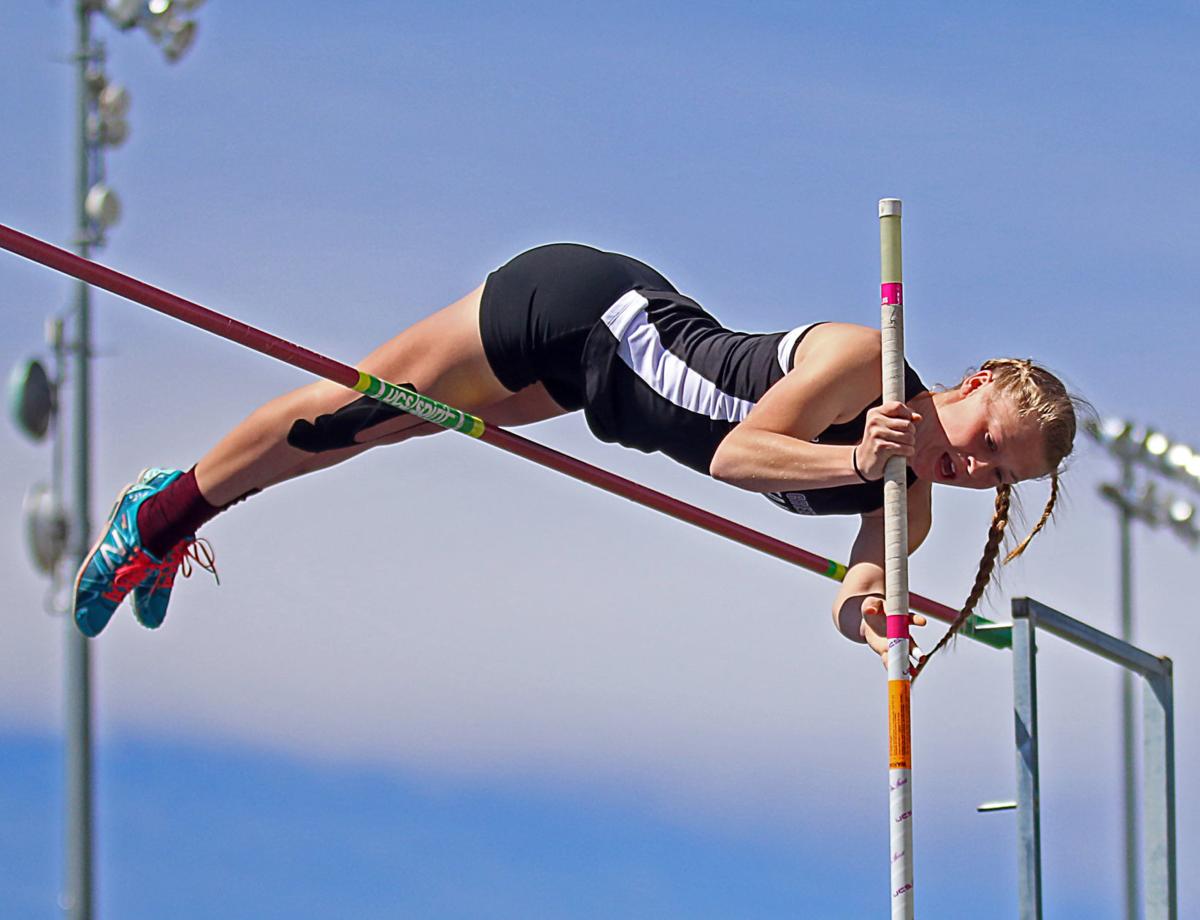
left=831, top=478, right=932, bottom=663
left=708, top=323, right=920, bottom=492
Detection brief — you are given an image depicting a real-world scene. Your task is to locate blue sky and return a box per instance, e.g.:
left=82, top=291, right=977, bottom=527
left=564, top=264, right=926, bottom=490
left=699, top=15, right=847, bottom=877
left=1, top=2, right=1197, bottom=917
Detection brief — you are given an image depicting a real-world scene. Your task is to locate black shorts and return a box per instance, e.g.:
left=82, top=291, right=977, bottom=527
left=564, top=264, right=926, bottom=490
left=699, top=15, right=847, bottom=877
left=479, top=243, right=674, bottom=410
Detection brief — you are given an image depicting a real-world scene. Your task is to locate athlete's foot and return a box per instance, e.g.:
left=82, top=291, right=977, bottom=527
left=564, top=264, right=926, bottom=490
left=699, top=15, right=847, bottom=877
left=72, top=468, right=213, bottom=636
left=132, top=535, right=218, bottom=629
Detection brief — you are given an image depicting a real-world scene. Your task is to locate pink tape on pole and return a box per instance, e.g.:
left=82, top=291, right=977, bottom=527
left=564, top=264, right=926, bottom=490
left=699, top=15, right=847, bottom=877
left=880, top=282, right=903, bottom=306
left=886, top=614, right=911, bottom=639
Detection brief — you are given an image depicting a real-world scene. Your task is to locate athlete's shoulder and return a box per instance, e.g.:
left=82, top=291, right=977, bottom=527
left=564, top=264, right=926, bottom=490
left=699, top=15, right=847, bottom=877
left=798, top=322, right=881, bottom=362
left=789, top=323, right=882, bottom=402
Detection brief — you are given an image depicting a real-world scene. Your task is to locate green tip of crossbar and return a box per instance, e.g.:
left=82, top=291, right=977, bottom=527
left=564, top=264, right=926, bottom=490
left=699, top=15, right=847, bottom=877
left=959, top=616, right=1013, bottom=650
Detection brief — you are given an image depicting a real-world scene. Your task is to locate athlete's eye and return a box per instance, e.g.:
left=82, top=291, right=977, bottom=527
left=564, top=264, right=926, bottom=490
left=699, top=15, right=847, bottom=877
left=985, top=433, right=997, bottom=451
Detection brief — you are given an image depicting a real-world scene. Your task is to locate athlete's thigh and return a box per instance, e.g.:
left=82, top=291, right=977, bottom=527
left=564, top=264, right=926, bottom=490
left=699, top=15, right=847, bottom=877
left=354, top=283, right=514, bottom=410
left=291, top=286, right=570, bottom=447
left=483, top=383, right=572, bottom=426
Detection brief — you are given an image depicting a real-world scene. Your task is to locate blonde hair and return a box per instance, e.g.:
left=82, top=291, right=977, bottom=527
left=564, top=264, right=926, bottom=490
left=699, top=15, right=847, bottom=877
left=911, top=358, right=1084, bottom=681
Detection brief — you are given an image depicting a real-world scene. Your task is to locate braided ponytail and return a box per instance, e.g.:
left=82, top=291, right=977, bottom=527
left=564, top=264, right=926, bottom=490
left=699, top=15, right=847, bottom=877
left=910, top=475, right=1063, bottom=682
left=1005, top=472, right=1058, bottom=564
left=910, top=485, right=1012, bottom=681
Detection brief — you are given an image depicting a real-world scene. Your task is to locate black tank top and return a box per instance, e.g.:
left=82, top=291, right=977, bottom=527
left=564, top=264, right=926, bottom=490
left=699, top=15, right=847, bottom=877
left=581, top=289, right=927, bottom=516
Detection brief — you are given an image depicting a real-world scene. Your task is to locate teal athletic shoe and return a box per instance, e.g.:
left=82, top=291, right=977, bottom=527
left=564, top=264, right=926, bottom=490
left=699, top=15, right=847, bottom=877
left=72, top=468, right=217, bottom=636
left=72, top=468, right=173, bottom=637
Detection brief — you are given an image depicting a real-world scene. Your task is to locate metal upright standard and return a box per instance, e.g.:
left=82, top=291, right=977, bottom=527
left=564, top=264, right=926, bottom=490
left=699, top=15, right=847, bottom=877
left=879, top=198, right=914, bottom=918
left=1011, top=597, right=1177, bottom=920
left=1011, top=602, right=1042, bottom=920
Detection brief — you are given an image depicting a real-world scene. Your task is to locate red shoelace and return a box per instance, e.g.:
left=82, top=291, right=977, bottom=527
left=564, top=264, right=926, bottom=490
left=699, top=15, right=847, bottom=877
left=105, top=538, right=218, bottom=602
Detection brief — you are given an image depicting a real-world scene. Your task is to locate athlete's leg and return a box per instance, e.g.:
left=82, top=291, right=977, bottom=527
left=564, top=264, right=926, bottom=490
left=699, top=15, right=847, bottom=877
left=75, top=270, right=584, bottom=636
left=193, top=283, right=567, bottom=505
left=72, top=284, right=572, bottom=636
left=258, top=378, right=571, bottom=489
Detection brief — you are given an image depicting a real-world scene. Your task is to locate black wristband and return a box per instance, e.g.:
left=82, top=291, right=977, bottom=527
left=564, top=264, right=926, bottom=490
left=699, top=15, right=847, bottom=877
left=852, top=445, right=880, bottom=483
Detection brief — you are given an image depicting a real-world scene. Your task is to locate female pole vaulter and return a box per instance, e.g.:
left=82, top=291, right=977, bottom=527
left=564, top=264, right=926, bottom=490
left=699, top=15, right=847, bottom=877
left=70, top=242, right=1083, bottom=672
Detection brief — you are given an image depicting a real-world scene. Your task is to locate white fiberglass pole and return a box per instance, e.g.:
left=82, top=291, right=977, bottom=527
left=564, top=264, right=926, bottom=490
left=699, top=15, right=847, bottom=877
left=879, top=197, right=914, bottom=918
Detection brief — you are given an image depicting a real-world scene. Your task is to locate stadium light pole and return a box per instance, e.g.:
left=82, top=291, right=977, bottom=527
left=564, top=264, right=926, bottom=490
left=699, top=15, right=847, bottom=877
left=1087, top=417, right=1199, bottom=920
left=61, top=4, right=202, bottom=918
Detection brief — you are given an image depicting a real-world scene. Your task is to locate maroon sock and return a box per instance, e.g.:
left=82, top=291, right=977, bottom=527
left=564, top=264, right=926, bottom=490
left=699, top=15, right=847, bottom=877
left=137, top=467, right=257, bottom=558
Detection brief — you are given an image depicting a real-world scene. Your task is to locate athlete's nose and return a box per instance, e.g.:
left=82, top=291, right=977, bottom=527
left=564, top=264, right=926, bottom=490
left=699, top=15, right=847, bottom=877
left=968, top=455, right=994, bottom=483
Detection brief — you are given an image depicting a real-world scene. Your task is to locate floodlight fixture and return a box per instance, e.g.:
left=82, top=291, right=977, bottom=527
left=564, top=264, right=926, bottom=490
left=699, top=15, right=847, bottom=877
left=86, top=112, right=130, bottom=147
left=22, top=483, right=69, bottom=575
left=1166, top=443, right=1192, bottom=465
left=97, top=83, right=130, bottom=118
left=161, top=17, right=197, bottom=63
left=104, top=117, right=129, bottom=147
left=1168, top=499, right=1194, bottom=524
left=1144, top=431, right=1170, bottom=457
left=8, top=358, right=55, bottom=442
left=84, top=183, right=121, bottom=228
left=1168, top=499, right=1200, bottom=546
left=101, top=0, right=141, bottom=30
left=1099, top=416, right=1132, bottom=444
left=100, top=0, right=200, bottom=62
left=84, top=66, right=108, bottom=95
left=1087, top=415, right=1200, bottom=498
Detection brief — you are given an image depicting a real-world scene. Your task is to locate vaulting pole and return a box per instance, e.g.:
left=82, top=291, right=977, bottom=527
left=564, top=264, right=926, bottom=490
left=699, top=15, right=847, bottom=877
left=879, top=197, right=914, bottom=917
left=0, top=221, right=1001, bottom=650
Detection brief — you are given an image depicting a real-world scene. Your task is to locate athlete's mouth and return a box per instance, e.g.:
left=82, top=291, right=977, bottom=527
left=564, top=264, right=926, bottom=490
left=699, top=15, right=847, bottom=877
left=939, top=452, right=956, bottom=481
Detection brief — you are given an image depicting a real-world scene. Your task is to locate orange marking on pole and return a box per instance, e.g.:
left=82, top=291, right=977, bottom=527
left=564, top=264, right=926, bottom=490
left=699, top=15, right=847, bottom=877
left=888, top=680, right=912, bottom=770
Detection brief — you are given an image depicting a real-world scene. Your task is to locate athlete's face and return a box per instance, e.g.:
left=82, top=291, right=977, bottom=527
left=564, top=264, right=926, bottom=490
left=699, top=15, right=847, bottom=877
left=914, top=373, right=1049, bottom=490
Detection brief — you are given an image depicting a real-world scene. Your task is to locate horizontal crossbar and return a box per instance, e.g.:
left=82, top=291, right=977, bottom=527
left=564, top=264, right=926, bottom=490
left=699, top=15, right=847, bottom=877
left=0, top=222, right=1010, bottom=650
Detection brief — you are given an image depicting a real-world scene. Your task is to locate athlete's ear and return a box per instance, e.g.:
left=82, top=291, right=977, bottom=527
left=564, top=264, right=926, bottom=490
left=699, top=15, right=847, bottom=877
left=959, top=369, right=993, bottom=396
